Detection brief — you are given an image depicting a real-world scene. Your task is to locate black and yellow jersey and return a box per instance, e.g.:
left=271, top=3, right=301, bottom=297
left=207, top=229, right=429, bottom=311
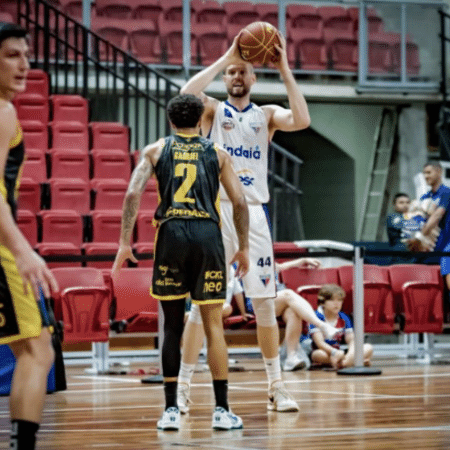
left=1, top=120, right=25, bottom=221
left=154, top=133, right=221, bottom=225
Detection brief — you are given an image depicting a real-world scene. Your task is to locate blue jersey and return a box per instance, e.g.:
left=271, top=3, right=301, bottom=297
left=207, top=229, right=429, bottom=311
left=310, top=309, right=353, bottom=350
left=420, top=184, right=450, bottom=251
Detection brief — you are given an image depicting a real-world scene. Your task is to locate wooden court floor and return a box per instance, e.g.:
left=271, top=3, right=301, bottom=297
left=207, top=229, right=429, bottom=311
left=1, top=359, right=450, bottom=449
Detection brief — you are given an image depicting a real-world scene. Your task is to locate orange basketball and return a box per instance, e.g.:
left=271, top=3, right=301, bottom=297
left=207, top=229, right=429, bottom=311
left=238, top=21, right=280, bottom=66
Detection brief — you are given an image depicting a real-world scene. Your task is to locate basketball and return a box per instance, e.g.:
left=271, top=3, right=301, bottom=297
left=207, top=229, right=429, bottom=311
left=238, top=21, right=280, bottom=66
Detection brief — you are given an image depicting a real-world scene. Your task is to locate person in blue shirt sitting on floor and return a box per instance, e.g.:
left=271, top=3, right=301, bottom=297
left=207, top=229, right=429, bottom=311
left=309, top=284, right=373, bottom=370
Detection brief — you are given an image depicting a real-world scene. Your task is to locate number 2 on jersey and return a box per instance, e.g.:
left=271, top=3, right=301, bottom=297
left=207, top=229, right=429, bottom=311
left=174, top=163, right=197, bottom=204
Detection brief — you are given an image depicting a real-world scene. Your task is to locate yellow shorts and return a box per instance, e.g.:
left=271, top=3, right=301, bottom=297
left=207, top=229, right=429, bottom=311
left=0, top=245, right=43, bottom=345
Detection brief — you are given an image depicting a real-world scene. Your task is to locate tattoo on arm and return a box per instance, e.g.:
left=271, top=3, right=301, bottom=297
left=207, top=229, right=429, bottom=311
left=120, top=159, right=153, bottom=243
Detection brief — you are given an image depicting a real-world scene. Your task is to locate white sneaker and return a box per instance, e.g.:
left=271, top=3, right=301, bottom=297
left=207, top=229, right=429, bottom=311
left=177, top=382, right=191, bottom=414
left=321, top=322, right=340, bottom=341
left=157, top=407, right=180, bottom=430
left=212, top=407, right=243, bottom=430
left=282, top=354, right=308, bottom=372
left=267, top=383, right=299, bottom=412
left=296, top=344, right=311, bottom=370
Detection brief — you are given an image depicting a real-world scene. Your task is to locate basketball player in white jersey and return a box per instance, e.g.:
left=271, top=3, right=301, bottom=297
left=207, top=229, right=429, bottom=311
left=179, top=32, right=310, bottom=412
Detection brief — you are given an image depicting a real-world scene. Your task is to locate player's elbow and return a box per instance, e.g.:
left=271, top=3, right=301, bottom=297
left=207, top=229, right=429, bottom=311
left=298, top=115, right=311, bottom=130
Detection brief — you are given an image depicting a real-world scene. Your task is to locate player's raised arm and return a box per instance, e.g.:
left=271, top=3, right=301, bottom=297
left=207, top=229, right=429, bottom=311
left=180, top=34, right=244, bottom=98
left=264, top=33, right=310, bottom=139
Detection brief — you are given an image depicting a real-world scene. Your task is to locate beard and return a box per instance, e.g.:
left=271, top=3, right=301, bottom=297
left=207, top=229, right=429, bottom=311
left=227, top=84, right=249, bottom=98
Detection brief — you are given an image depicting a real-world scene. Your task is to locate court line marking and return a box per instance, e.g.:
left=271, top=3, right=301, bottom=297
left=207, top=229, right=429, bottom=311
left=60, top=370, right=450, bottom=392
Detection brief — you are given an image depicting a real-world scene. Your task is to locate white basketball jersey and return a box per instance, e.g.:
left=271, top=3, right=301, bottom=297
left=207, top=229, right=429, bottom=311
left=209, top=101, right=270, bottom=204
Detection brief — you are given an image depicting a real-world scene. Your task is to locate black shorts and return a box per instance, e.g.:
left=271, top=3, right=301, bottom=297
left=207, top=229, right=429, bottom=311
left=151, top=219, right=226, bottom=304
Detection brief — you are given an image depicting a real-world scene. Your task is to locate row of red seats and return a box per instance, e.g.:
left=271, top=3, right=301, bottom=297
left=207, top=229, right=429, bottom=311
left=17, top=208, right=157, bottom=256
left=49, top=263, right=444, bottom=346
left=20, top=149, right=137, bottom=183
left=18, top=176, right=155, bottom=213
left=278, top=264, right=443, bottom=335
left=86, top=20, right=419, bottom=73
left=17, top=114, right=129, bottom=154
left=13, top=0, right=419, bottom=73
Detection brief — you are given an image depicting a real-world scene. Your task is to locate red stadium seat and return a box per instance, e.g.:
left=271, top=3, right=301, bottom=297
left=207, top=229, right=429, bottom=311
left=91, top=18, right=129, bottom=57
left=255, top=3, right=278, bottom=28
left=17, top=210, right=38, bottom=247
left=387, top=33, right=421, bottom=75
left=0, top=12, right=13, bottom=22
left=132, top=0, right=163, bottom=27
left=128, top=20, right=162, bottom=64
left=141, top=188, right=159, bottom=211
left=58, top=0, right=83, bottom=19
left=287, top=4, right=322, bottom=38
left=50, top=95, right=89, bottom=125
left=21, top=149, right=47, bottom=183
left=0, top=0, right=18, bottom=22
left=21, top=120, right=48, bottom=151
left=133, top=243, right=155, bottom=268
left=95, top=0, right=132, bottom=18
left=388, top=265, right=443, bottom=333
left=318, top=6, right=353, bottom=39
left=337, top=264, right=395, bottom=333
left=39, top=210, right=83, bottom=246
left=159, top=19, right=197, bottom=65
left=324, top=30, right=358, bottom=71
left=50, top=149, right=90, bottom=181
left=49, top=178, right=90, bottom=214
left=50, top=121, right=89, bottom=152
left=17, top=178, right=41, bottom=214
left=162, top=0, right=195, bottom=23
left=193, top=0, right=226, bottom=26
left=223, top=2, right=259, bottom=26
left=51, top=267, right=109, bottom=318
left=136, top=210, right=157, bottom=244
left=90, top=122, right=129, bottom=153
left=368, top=32, right=393, bottom=74
left=50, top=267, right=110, bottom=343
left=289, top=28, right=327, bottom=71
left=91, top=149, right=131, bottom=181
left=90, top=210, right=122, bottom=243
left=194, top=22, right=228, bottom=66
left=36, top=243, right=82, bottom=268
left=82, top=242, right=119, bottom=269
left=112, top=268, right=158, bottom=333
left=279, top=267, right=339, bottom=310
left=348, top=7, right=383, bottom=35
left=24, top=69, right=49, bottom=98
left=91, top=178, right=128, bottom=210
left=14, top=94, right=49, bottom=125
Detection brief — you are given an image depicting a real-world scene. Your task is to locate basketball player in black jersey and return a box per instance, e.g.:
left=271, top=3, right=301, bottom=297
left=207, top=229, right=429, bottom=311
left=0, top=23, right=59, bottom=450
left=112, top=94, right=249, bottom=431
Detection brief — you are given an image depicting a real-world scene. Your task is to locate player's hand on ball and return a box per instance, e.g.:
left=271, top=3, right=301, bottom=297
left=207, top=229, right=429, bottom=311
left=224, top=33, right=246, bottom=66
left=272, top=32, right=289, bottom=69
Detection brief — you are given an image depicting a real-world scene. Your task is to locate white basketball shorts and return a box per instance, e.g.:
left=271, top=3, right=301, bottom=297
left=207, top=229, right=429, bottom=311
left=220, top=201, right=276, bottom=299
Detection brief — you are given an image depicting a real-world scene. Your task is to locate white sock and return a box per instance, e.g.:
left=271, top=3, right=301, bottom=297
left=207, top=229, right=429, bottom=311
left=263, top=355, right=282, bottom=388
left=178, top=362, right=195, bottom=386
